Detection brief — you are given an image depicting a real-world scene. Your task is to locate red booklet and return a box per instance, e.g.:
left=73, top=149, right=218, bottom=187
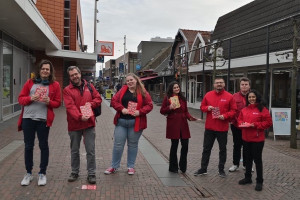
left=128, top=101, right=137, bottom=115
left=212, top=107, right=220, bottom=119
left=80, top=104, right=93, bottom=117
left=34, top=86, right=48, bottom=101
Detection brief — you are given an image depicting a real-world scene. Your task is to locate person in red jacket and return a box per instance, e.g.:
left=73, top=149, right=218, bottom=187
left=160, top=81, right=197, bottom=173
left=18, top=60, right=61, bottom=186
left=63, top=66, right=102, bottom=184
left=104, top=73, right=153, bottom=175
left=237, top=89, right=272, bottom=191
left=194, top=78, right=237, bottom=178
left=229, top=77, right=251, bottom=172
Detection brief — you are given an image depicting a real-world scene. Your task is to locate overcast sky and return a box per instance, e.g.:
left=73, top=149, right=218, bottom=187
left=81, top=0, right=254, bottom=69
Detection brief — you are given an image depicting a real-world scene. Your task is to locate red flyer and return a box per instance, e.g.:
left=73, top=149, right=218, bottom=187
left=128, top=101, right=137, bottom=115
left=212, top=107, right=220, bottom=119
left=239, top=122, right=252, bottom=127
left=81, top=185, right=97, bottom=190
left=34, top=86, right=48, bottom=101
left=80, top=104, right=93, bottom=117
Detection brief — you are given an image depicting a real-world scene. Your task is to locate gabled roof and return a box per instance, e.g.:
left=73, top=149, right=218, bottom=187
left=170, top=29, right=212, bottom=62
left=211, top=0, right=300, bottom=59
left=212, top=0, right=300, bottom=40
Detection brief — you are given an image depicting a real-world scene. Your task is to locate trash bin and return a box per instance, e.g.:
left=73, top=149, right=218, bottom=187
left=105, top=89, right=113, bottom=99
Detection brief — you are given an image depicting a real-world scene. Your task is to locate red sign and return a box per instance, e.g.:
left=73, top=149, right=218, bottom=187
left=96, top=41, right=114, bottom=56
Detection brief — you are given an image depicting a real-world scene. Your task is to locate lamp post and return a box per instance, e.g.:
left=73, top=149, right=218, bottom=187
left=123, top=35, right=126, bottom=74
left=94, top=0, right=99, bottom=53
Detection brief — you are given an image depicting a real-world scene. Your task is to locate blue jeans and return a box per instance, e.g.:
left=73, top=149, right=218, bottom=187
left=22, top=118, right=50, bottom=174
left=111, top=118, right=142, bottom=169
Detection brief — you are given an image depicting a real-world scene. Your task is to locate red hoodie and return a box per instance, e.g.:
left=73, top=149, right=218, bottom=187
left=238, top=104, right=272, bottom=142
left=201, top=89, right=237, bottom=132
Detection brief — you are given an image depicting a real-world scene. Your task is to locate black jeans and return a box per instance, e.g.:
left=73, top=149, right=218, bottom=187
left=169, top=139, right=189, bottom=172
left=22, top=118, right=50, bottom=174
left=243, top=141, right=264, bottom=183
left=200, top=129, right=228, bottom=171
left=231, top=124, right=245, bottom=167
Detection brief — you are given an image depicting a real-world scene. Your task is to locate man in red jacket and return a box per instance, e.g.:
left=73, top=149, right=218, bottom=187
left=194, top=78, right=236, bottom=178
left=63, top=66, right=102, bottom=184
left=229, top=77, right=251, bottom=172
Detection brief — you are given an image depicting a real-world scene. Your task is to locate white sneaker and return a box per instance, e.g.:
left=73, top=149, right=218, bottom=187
left=21, top=173, right=33, bottom=186
left=229, top=165, right=239, bottom=172
left=242, top=166, right=254, bottom=172
left=38, top=173, right=47, bottom=186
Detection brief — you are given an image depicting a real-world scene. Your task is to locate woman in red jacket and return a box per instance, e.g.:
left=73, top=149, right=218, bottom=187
left=160, top=81, right=197, bottom=173
left=104, top=73, right=153, bottom=175
left=18, top=60, right=61, bottom=186
left=237, top=90, right=272, bottom=191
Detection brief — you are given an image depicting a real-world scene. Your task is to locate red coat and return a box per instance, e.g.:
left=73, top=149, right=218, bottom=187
left=63, top=80, right=102, bottom=131
left=111, top=85, right=153, bottom=132
left=160, top=95, right=193, bottom=139
left=201, top=89, right=237, bottom=132
left=238, top=104, right=272, bottom=142
left=231, top=91, right=247, bottom=127
left=18, top=79, right=61, bottom=131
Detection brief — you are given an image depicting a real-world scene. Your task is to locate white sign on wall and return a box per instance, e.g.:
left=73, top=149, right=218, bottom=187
left=271, top=108, right=291, bottom=141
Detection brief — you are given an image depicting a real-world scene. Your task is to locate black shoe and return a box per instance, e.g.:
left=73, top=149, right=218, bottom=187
left=255, top=183, right=263, bottom=191
left=194, top=168, right=207, bottom=176
left=239, top=178, right=252, bottom=185
left=87, top=175, right=96, bottom=184
left=169, top=169, right=178, bottom=173
left=218, top=170, right=226, bottom=178
left=68, top=173, right=79, bottom=182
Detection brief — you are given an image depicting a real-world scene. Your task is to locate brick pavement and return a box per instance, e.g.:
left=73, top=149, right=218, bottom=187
left=0, top=102, right=299, bottom=199
left=143, top=105, right=300, bottom=200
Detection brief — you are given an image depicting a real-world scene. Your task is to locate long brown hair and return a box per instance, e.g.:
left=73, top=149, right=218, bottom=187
left=35, top=59, right=56, bottom=83
left=126, top=73, right=146, bottom=97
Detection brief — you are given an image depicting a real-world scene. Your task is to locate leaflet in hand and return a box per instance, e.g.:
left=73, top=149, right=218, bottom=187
left=80, top=103, right=93, bottom=117
left=239, top=122, right=252, bottom=127
left=128, top=101, right=137, bottom=115
left=34, top=86, right=48, bottom=101
left=169, top=96, right=180, bottom=108
left=212, top=107, right=220, bottom=119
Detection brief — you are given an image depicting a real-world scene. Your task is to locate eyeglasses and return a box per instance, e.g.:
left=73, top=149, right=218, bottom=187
left=214, top=82, right=224, bottom=84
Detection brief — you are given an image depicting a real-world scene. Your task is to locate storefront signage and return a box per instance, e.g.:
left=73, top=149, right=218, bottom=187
left=271, top=108, right=291, bottom=140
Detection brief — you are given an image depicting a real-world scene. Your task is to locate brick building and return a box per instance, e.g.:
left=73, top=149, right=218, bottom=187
left=0, top=0, right=96, bottom=122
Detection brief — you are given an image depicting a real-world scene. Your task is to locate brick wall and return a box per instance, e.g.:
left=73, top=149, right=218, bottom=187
left=36, top=0, right=64, bottom=44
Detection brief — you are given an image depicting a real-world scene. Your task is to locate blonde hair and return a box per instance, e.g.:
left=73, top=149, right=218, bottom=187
left=126, top=73, right=146, bottom=97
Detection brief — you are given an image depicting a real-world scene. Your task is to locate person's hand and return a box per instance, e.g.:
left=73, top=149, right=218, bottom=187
left=41, top=96, right=50, bottom=105
left=81, top=115, right=90, bottom=121
left=31, top=94, right=39, bottom=102
left=189, top=116, right=197, bottom=121
left=131, top=110, right=140, bottom=117
left=208, top=106, right=214, bottom=111
left=122, top=108, right=129, bottom=115
left=218, top=115, right=225, bottom=120
left=169, top=103, right=176, bottom=110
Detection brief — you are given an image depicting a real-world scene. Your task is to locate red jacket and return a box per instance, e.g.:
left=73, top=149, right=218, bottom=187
left=231, top=91, right=247, bottom=127
left=111, top=85, right=153, bottom=132
left=238, top=104, right=272, bottom=142
left=201, top=89, right=237, bottom=132
left=160, top=95, right=193, bottom=139
left=18, top=79, right=61, bottom=131
left=63, top=80, right=102, bottom=131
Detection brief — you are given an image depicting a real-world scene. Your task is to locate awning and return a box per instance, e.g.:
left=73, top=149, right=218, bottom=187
left=140, top=76, right=158, bottom=81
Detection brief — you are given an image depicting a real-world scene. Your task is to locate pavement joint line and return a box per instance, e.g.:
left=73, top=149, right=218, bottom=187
left=103, top=97, right=187, bottom=187
left=0, top=140, right=23, bottom=162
